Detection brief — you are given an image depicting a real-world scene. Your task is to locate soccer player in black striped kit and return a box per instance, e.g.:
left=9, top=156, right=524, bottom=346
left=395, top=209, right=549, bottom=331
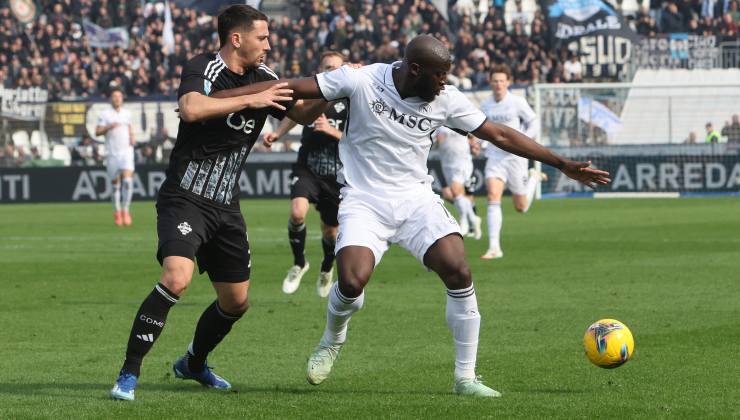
left=261, top=51, right=347, bottom=298
left=111, top=5, right=326, bottom=401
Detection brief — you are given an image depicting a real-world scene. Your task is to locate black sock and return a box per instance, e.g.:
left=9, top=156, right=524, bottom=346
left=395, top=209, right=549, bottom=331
left=188, top=300, right=242, bottom=372
left=121, top=283, right=179, bottom=377
left=320, top=236, right=336, bottom=272
left=288, top=220, right=307, bottom=267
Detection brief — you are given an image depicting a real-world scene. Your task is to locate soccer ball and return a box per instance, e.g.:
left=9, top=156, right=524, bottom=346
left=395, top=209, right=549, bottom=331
left=583, top=319, right=634, bottom=368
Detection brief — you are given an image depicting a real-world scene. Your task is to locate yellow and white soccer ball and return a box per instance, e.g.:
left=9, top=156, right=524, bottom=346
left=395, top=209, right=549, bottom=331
left=583, top=319, right=634, bottom=368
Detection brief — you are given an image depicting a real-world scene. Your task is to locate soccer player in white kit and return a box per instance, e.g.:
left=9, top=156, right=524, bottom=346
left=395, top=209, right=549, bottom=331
left=212, top=35, right=610, bottom=397
left=95, top=88, right=136, bottom=226
left=479, top=64, right=545, bottom=260
left=434, top=126, right=481, bottom=239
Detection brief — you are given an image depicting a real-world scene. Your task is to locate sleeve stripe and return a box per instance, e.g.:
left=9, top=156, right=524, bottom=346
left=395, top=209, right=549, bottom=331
left=472, top=117, right=487, bottom=133
left=314, top=75, right=327, bottom=100
left=207, top=61, right=225, bottom=81
left=259, top=64, right=279, bottom=80
left=209, top=61, right=226, bottom=82
left=203, top=60, right=215, bottom=79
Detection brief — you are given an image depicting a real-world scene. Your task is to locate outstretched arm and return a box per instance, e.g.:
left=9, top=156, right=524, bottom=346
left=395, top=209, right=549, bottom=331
left=210, top=77, right=326, bottom=124
left=178, top=83, right=294, bottom=122
left=286, top=99, right=330, bottom=125
left=211, top=77, right=324, bottom=101
left=472, top=120, right=611, bottom=188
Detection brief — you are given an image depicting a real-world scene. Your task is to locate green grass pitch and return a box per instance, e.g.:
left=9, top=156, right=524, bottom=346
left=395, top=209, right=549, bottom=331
left=0, top=197, right=738, bottom=419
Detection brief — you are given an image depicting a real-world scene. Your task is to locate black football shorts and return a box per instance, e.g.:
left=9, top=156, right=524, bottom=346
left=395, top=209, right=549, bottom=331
left=290, top=165, right=341, bottom=227
left=156, top=195, right=250, bottom=282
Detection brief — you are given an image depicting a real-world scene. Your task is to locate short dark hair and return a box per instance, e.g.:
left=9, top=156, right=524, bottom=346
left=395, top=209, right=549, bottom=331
left=489, top=63, right=512, bottom=80
left=217, top=5, right=268, bottom=47
left=110, top=87, right=124, bottom=97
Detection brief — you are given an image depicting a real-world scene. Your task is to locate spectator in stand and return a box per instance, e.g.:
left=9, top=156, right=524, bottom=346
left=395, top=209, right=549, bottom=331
left=15, top=145, right=30, bottom=167
left=684, top=131, right=698, bottom=144
left=70, top=135, right=103, bottom=166
left=135, top=143, right=157, bottom=165
left=719, top=12, right=738, bottom=36
left=721, top=115, right=740, bottom=143
left=1, top=143, right=16, bottom=167
left=731, top=0, right=740, bottom=21
left=661, top=2, right=687, bottom=33
left=563, top=53, right=583, bottom=82
left=705, top=122, right=721, bottom=143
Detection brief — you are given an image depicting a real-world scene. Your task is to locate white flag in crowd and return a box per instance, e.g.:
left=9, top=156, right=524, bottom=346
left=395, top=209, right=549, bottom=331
left=578, top=97, right=623, bottom=137
left=163, top=0, right=175, bottom=55
left=82, top=20, right=130, bottom=49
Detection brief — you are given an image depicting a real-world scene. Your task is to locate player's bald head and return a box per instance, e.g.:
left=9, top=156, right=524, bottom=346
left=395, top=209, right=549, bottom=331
left=404, top=35, right=451, bottom=68
left=400, top=35, right=451, bottom=102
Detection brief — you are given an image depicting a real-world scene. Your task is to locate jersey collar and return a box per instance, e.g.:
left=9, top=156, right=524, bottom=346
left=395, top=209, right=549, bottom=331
left=384, top=61, right=426, bottom=104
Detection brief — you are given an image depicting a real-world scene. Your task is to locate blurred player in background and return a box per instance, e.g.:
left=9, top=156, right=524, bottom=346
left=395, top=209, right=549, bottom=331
left=262, top=51, right=347, bottom=298
left=95, top=88, right=135, bottom=226
left=209, top=34, right=610, bottom=397
left=479, top=64, right=547, bottom=260
left=434, top=126, right=481, bottom=239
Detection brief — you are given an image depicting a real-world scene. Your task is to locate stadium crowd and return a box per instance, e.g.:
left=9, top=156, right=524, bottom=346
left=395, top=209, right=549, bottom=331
left=636, top=0, right=740, bottom=36
left=2, top=0, right=739, bottom=102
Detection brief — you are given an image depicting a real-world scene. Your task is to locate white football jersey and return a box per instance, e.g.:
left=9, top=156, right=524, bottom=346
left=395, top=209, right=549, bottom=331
left=435, top=126, right=471, bottom=168
left=97, top=107, right=133, bottom=157
left=316, top=62, right=486, bottom=196
left=480, top=93, right=536, bottom=160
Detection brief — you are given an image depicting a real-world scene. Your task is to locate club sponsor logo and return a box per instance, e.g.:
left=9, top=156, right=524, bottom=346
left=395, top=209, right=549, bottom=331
left=139, top=314, right=164, bottom=327
left=368, top=98, right=433, bottom=132
left=177, top=221, right=192, bottom=235
left=226, top=113, right=256, bottom=134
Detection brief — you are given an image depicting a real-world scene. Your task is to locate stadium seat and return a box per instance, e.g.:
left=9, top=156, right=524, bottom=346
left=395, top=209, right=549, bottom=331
left=11, top=130, right=30, bottom=151
left=51, top=144, right=72, bottom=166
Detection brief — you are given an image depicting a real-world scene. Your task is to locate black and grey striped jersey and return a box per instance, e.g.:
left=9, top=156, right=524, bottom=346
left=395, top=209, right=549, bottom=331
left=159, top=52, right=291, bottom=210
left=295, top=99, right=347, bottom=179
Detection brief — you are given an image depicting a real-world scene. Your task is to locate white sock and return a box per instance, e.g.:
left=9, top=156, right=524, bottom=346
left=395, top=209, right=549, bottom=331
left=453, top=195, right=474, bottom=225
left=446, top=284, right=480, bottom=381
left=522, top=172, right=541, bottom=213
left=121, top=178, right=134, bottom=211
left=320, top=282, right=365, bottom=347
left=487, top=201, right=502, bottom=251
left=112, top=182, right=121, bottom=211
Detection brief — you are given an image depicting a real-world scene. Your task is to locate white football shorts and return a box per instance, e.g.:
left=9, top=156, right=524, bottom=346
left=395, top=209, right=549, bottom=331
left=106, top=151, right=135, bottom=180
left=442, top=160, right=473, bottom=186
left=484, top=154, right=528, bottom=195
left=335, top=188, right=461, bottom=268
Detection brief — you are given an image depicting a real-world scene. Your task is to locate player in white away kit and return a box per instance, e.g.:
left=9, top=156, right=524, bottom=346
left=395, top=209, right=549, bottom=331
left=213, top=35, right=610, bottom=397
left=479, top=64, right=546, bottom=259
left=434, top=126, right=481, bottom=239
left=95, top=88, right=135, bottom=226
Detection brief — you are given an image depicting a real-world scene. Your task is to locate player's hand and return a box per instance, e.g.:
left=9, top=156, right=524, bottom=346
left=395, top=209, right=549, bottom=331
left=469, top=139, right=481, bottom=156
left=262, top=132, right=279, bottom=148
left=347, top=63, right=363, bottom=69
left=313, top=114, right=330, bottom=133
left=246, top=82, right=293, bottom=111
left=560, top=160, right=611, bottom=189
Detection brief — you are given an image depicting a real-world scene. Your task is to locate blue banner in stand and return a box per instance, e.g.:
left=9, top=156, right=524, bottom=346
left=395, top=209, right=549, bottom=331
left=1, top=156, right=739, bottom=203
